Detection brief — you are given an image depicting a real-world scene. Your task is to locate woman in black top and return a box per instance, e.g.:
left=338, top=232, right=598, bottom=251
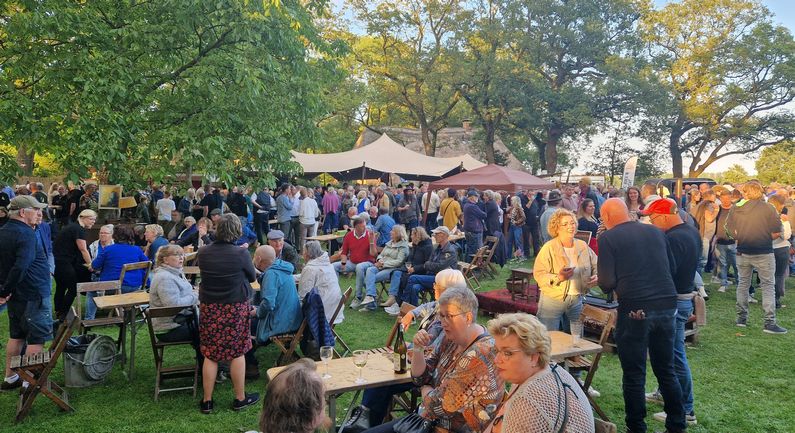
left=577, top=198, right=600, bottom=239
left=197, top=214, right=259, bottom=414
left=393, top=227, right=434, bottom=310
left=53, top=209, right=97, bottom=319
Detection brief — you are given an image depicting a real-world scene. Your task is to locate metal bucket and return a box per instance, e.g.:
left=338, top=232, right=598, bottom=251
left=64, top=334, right=116, bottom=388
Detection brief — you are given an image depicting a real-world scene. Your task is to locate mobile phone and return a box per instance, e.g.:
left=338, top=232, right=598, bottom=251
left=562, top=266, right=574, bottom=272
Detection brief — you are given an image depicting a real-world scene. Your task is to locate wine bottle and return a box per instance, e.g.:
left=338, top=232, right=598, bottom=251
left=393, top=324, right=408, bottom=374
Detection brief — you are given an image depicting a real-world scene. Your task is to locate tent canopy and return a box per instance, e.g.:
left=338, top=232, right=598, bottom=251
left=292, top=134, right=485, bottom=181
left=428, top=164, right=554, bottom=194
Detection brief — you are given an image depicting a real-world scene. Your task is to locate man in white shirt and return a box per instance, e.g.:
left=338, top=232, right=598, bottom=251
left=155, top=191, right=176, bottom=222
left=420, top=184, right=441, bottom=231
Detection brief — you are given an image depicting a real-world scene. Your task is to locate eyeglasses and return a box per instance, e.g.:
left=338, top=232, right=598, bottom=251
left=438, top=311, right=467, bottom=321
left=495, top=348, right=525, bottom=358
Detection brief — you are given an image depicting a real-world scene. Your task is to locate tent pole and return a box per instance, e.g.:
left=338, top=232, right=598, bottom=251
left=360, top=162, right=365, bottom=185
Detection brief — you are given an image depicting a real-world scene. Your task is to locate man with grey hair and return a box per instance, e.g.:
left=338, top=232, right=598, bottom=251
left=0, top=196, right=51, bottom=391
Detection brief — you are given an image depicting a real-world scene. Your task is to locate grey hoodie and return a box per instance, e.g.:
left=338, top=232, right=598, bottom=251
left=725, top=199, right=781, bottom=255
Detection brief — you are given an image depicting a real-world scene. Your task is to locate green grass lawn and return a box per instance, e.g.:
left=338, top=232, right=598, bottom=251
left=1, top=259, right=794, bottom=433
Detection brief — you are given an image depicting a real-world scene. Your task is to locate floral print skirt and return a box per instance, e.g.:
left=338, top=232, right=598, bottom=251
left=199, top=302, right=252, bottom=362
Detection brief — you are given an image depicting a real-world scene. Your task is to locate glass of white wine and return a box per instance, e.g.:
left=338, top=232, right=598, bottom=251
left=320, top=346, right=333, bottom=379
left=353, top=350, right=368, bottom=384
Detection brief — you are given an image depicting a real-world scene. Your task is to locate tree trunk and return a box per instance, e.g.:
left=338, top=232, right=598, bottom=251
left=16, top=145, right=35, bottom=176
left=420, top=123, right=434, bottom=156
left=669, top=131, right=684, bottom=179
left=483, top=122, right=496, bottom=163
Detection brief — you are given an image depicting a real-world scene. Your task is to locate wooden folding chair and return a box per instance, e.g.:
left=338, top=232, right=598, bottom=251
left=11, top=307, right=80, bottom=423
left=269, top=319, right=308, bottom=366
left=457, top=246, right=489, bottom=290
left=330, top=287, right=353, bottom=358
left=480, top=236, right=500, bottom=278
left=142, top=305, right=199, bottom=401
left=565, top=304, right=616, bottom=422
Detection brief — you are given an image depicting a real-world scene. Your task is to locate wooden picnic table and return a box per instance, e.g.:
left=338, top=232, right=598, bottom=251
left=267, top=351, right=411, bottom=426
left=307, top=233, right=344, bottom=252
left=93, top=291, right=152, bottom=380
left=548, top=330, right=602, bottom=361
left=182, top=266, right=200, bottom=275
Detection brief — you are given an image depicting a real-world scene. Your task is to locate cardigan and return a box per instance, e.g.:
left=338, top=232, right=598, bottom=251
left=197, top=241, right=256, bottom=304
left=149, top=265, right=198, bottom=332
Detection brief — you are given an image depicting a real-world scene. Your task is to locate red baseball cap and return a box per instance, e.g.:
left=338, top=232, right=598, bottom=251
left=640, top=198, right=678, bottom=216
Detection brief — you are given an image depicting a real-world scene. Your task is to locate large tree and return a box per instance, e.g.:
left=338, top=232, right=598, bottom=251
left=498, top=0, right=645, bottom=174
left=0, top=0, right=336, bottom=187
left=350, top=0, right=463, bottom=156
left=640, top=0, right=795, bottom=178
left=755, top=141, right=795, bottom=185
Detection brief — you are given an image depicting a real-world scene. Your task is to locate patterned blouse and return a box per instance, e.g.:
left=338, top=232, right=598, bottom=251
left=414, top=331, right=504, bottom=433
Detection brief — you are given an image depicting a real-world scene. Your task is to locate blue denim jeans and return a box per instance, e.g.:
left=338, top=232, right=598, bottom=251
left=464, top=231, right=482, bottom=262
left=674, top=299, right=695, bottom=414
left=715, top=243, right=737, bottom=286
left=85, top=284, right=139, bottom=320
left=323, top=212, right=338, bottom=234
left=536, top=294, right=583, bottom=333
left=362, top=382, right=415, bottom=425
left=508, top=224, right=524, bottom=257
left=404, top=274, right=435, bottom=306
left=333, top=261, right=372, bottom=299
left=363, top=265, right=403, bottom=298
left=736, top=252, right=776, bottom=325
left=614, top=307, right=685, bottom=433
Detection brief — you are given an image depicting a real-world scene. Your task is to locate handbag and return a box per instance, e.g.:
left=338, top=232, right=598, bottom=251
left=393, top=413, right=436, bottom=433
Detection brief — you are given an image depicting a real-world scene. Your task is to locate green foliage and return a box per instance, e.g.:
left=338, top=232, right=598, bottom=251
left=0, top=0, right=339, bottom=189
left=755, top=141, right=795, bottom=184
left=640, top=0, right=795, bottom=177
left=721, top=163, right=751, bottom=184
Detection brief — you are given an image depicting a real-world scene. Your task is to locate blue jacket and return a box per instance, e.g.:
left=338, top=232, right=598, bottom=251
left=149, top=236, right=169, bottom=260
left=0, top=219, right=51, bottom=300
left=463, top=201, right=486, bottom=233
left=235, top=224, right=257, bottom=247
left=255, top=260, right=303, bottom=342
left=92, top=243, right=149, bottom=288
left=304, top=287, right=335, bottom=347
left=373, top=214, right=395, bottom=247
left=276, top=194, right=294, bottom=223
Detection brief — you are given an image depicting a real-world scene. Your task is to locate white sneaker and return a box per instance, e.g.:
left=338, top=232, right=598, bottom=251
left=349, top=297, right=362, bottom=309
left=587, top=386, right=600, bottom=397
left=384, top=304, right=401, bottom=316
left=718, top=286, right=727, bottom=293
left=748, top=295, right=759, bottom=304
left=360, top=296, right=376, bottom=306
left=710, top=275, right=721, bottom=284
left=653, top=411, right=697, bottom=425
left=645, top=389, right=663, bottom=404
left=697, top=286, right=708, bottom=300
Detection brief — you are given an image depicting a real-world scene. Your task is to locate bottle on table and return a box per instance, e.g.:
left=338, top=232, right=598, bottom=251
left=394, top=324, right=408, bottom=374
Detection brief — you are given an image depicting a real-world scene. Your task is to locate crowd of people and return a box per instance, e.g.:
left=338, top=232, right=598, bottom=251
left=0, top=175, right=793, bottom=432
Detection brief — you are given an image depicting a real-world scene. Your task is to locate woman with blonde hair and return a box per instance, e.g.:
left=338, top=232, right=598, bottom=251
left=361, top=224, right=410, bottom=310
left=485, top=313, right=594, bottom=433
left=533, top=209, right=597, bottom=333
left=150, top=244, right=199, bottom=344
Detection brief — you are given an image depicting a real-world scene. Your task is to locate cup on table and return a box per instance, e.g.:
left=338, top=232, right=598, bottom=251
left=569, top=320, right=583, bottom=347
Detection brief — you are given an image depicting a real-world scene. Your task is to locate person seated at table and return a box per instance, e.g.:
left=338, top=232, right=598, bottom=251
left=337, top=217, right=378, bottom=309
left=484, top=313, right=595, bottom=433
left=246, top=245, right=303, bottom=377
left=259, top=358, right=328, bottom=433
left=339, top=206, right=358, bottom=231
left=372, top=207, right=395, bottom=248
left=144, top=223, right=169, bottom=260
left=171, top=215, right=196, bottom=243
left=87, top=225, right=149, bottom=320
left=359, top=225, right=409, bottom=312
left=89, top=224, right=114, bottom=261
left=162, top=209, right=184, bottom=240
left=344, top=269, right=467, bottom=432
left=361, top=287, right=503, bottom=433
left=266, top=229, right=300, bottom=273
left=176, top=216, right=213, bottom=250
left=533, top=208, right=598, bottom=334
left=197, top=214, right=259, bottom=414
left=149, top=244, right=199, bottom=349
left=385, top=227, right=434, bottom=315
left=299, top=240, right=344, bottom=324
left=402, top=226, right=458, bottom=307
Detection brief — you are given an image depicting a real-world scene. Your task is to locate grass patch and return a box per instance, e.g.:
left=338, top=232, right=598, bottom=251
left=1, top=259, right=793, bottom=432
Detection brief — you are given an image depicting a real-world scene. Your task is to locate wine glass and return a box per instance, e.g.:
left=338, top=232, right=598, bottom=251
left=353, top=350, right=368, bottom=384
left=319, top=346, right=333, bottom=379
